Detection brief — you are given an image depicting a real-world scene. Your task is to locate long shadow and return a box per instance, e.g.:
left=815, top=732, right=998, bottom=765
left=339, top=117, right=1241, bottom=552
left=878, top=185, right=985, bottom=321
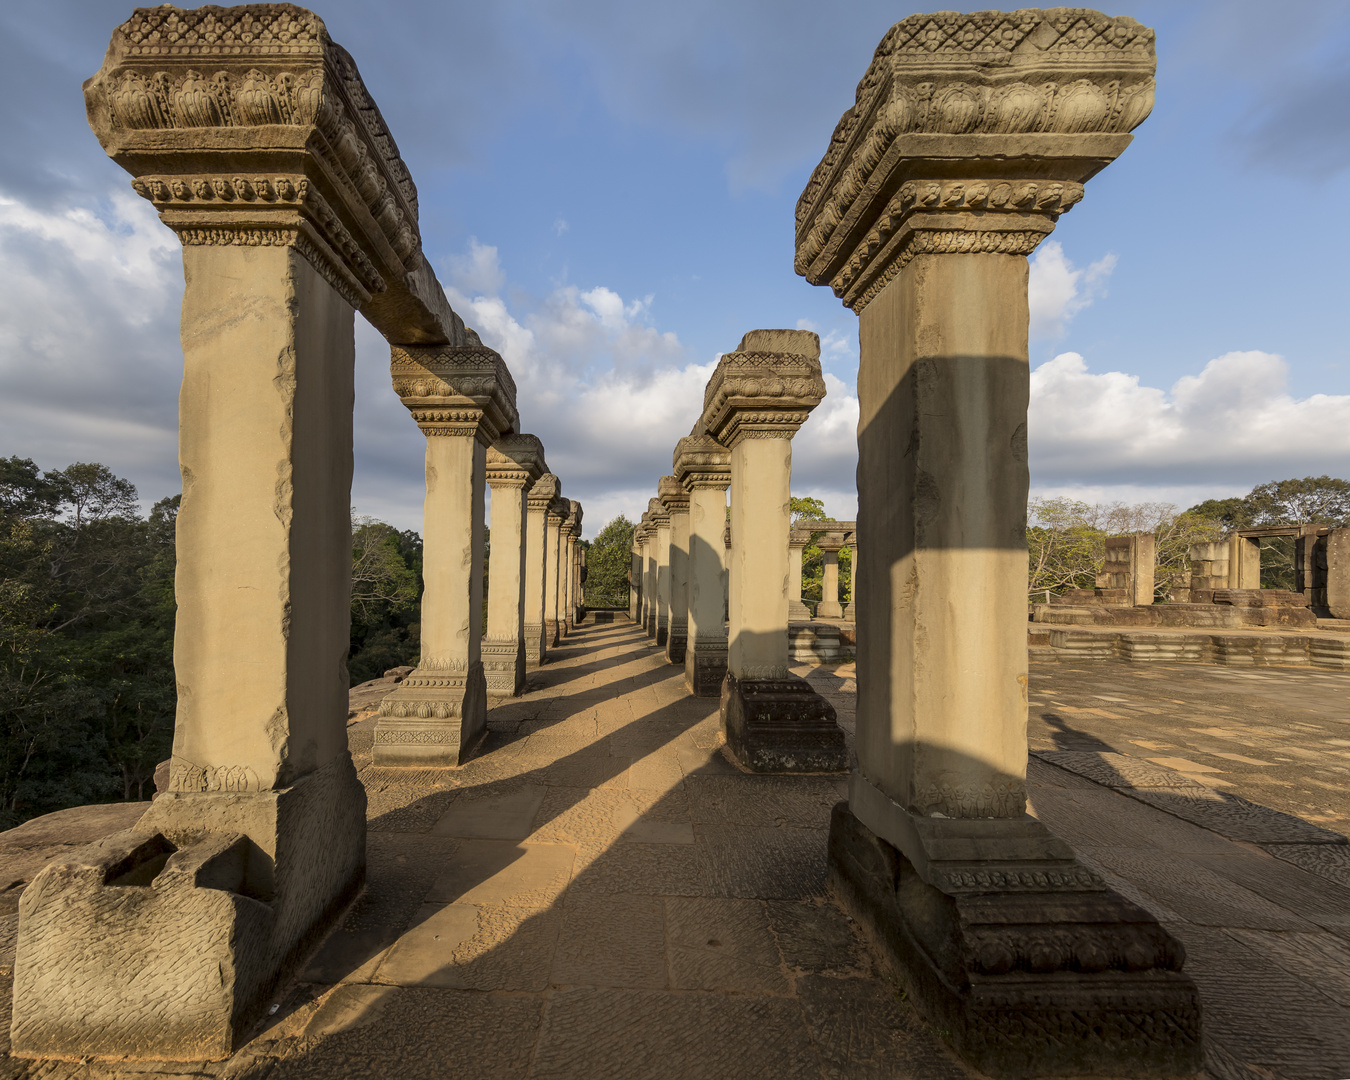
left=261, top=615, right=902, bottom=1079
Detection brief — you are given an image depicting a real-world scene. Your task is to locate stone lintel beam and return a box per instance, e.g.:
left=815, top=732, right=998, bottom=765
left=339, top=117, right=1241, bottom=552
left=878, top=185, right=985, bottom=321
left=701, top=329, right=826, bottom=446
left=391, top=344, right=518, bottom=444
left=794, top=9, right=1155, bottom=312
left=84, top=3, right=468, bottom=344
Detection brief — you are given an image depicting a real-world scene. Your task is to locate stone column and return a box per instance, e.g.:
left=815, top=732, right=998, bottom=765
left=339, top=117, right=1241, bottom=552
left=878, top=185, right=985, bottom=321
left=564, top=502, right=583, bottom=631
left=816, top=529, right=846, bottom=619
left=703, top=330, right=844, bottom=772
left=634, top=521, right=649, bottom=628
left=795, top=12, right=1196, bottom=1075
left=375, top=345, right=516, bottom=764
left=788, top=530, right=811, bottom=621
left=558, top=508, right=574, bottom=638
left=675, top=434, right=731, bottom=696
left=523, top=472, right=557, bottom=667
left=24, top=7, right=480, bottom=1059
left=660, top=476, right=690, bottom=663
left=649, top=497, right=671, bottom=645
left=639, top=513, right=655, bottom=637
left=545, top=497, right=566, bottom=647
left=484, top=435, right=544, bottom=696
left=842, top=539, right=857, bottom=623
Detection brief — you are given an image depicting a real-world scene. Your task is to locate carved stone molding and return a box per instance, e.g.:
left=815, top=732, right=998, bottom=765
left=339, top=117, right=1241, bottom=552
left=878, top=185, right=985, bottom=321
left=673, top=433, right=731, bottom=491
left=657, top=475, right=689, bottom=514
left=702, top=330, right=826, bottom=447
left=86, top=3, right=469, bottom=344
left=794, top=9, right=1156, bottom=311
left=528, top=473, right=560, bottom=511
left=390, top=344, right=517, bottom=443
left=488, top=433, right=546, bottom=488
left=647, top=497, right=669, bottom=529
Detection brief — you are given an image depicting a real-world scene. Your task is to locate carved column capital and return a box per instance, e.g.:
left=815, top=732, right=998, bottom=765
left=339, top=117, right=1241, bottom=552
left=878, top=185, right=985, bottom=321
left=658, top=475, right=690, bottom=515
left=528, top=473, right=560, bottom=512
left=84, top=4, right=471, bottom=342
left=647, top=497, right=670, bottom=529
left=701, top=329, right=826, bottom=447
left=673, top=434, right=731, bottom=492
left=391, top=344, right=518, bottom=444
left=487, top=433, right=545, bottom=490
left=794, top=10, right=1156, bottom=312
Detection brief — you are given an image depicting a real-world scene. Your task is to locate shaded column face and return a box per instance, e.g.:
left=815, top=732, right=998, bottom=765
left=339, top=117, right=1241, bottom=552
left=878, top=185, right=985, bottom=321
left=660, top=475, right=690, bottom=664
left=375, top=344, right=517, bottom=766
left=727, top=438, right=793, bottom=678
left=683, top=480, right=730, bottom=695
left=484, top=443, right=537, bottom=697
left=545, top=506, right=564, bottom=646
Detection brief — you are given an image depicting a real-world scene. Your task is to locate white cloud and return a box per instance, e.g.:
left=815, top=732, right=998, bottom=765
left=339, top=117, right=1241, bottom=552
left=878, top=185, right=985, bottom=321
left=1027, top=241, right=1116, bottom=340
left=445, top=237, right=506, bottom=298
left=0, top=188, right=182, bottom=505
left=552, top=218, right=569, bottom=236
left=1029, top=349, right=1350, bottom=485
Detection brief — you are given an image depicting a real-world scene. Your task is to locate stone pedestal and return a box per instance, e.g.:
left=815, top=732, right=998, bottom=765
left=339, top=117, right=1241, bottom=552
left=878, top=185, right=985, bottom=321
left=660, top=476, right=690, bottom=664
left=816, top=531, right=846, bottom=619
left=788, top=531, right=812, bottom=621
left=375, top=345, right=516, bottom=765
left=523, top=473, right=557, bottom=667
left=675, top=434, right=731, bottom=696
left=703, top=330, right=845, bottom=772
left=484, top=436, right=544, bottom=696
left=795, top=11, right=1198, bottom=1074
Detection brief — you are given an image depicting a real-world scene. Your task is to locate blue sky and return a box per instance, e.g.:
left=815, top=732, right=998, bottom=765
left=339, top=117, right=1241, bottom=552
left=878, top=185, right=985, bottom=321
left=2, top=0, right=1348, bottom=536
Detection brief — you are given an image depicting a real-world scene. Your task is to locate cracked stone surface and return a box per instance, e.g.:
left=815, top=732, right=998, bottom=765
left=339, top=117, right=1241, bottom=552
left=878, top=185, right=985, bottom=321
left=4, top=622, right=1350, bottom=1077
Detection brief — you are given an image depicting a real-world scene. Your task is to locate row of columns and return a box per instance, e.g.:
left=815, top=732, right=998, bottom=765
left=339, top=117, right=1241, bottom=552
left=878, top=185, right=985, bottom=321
left=630, top=331, right=846, bottom=771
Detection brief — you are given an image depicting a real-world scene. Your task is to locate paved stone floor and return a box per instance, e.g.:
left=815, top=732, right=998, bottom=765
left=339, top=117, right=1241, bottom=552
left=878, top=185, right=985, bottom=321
left=2, top=621, right=1350, bottom=1078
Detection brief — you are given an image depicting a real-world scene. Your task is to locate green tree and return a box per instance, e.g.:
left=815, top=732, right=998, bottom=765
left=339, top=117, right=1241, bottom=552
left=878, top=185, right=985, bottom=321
left=586, top=515, right=635, bottom=607
left=347, top=515, right=423, bottom=686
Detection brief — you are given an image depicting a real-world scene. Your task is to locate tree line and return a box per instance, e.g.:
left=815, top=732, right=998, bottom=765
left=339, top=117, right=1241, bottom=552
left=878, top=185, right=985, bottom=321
left=4, top=458, right=1345, bottom=826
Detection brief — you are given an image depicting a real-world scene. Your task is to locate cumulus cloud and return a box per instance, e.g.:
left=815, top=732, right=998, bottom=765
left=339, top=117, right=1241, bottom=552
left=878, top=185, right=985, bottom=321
left=0, top=188, right=182, bottom=504
left=1029, top=350, right=1350, bottom=486
left=1027, top=241, right=1116, bottom=340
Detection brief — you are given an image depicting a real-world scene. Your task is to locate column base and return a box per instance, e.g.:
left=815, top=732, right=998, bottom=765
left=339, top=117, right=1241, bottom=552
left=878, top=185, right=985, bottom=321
left=720, top=672, right=846, bottom=772
left=685, top=641, right=727, bottom=696
left=523, top=623, right=545, bottom=668
left=656, top=616, right=669, bottom=647
left=827, top=798, right=1202, bottom=1079
left=483, top=638, right=526, bottom=697
left=816, top=600, right=843, bottom=618
left=12, top=754, right=365, bottom=1061
left=789, top=599, right=813, bottom=621
left=789, top=623, right=843, bottom=663
left=841, top=602, right=855, bottom=623
left=665, top=618, right=687, bottom=664
left=372, top=662, right=487, bottom=765
left=546, top=619, right=560, bottom=648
